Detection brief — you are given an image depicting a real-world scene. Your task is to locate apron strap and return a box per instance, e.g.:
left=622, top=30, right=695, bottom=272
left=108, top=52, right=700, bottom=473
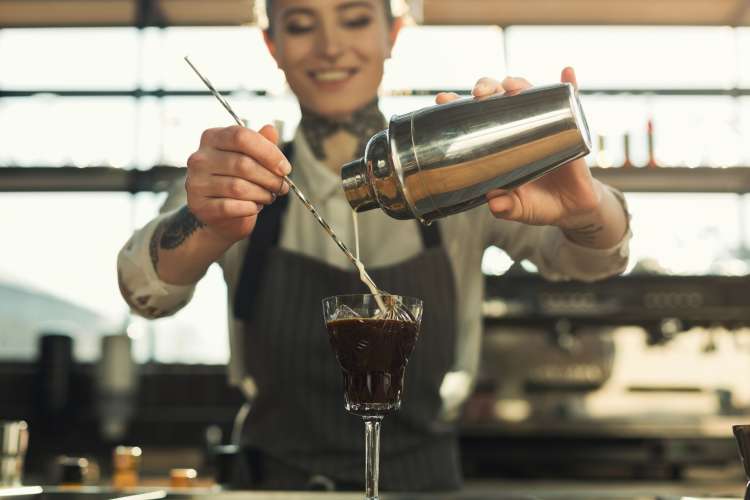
left=233, top=143, right=293, bottom=320
left=417, top=220, right=441, bottom=249
left=233, top=140, right=442, bottom=320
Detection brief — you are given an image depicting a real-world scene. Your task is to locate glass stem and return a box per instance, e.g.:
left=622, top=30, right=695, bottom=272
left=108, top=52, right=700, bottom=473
left=364, top=417, right=382, bottom=500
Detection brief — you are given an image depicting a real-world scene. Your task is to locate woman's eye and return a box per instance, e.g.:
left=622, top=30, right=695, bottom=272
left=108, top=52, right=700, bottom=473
left=344, top=16, right=372, bottom=29
left=285, top=22, right=314, bottom=34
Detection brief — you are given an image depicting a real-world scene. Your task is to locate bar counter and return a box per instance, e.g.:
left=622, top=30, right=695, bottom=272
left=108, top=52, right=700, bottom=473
left=0, top=480, right=744, bottom=500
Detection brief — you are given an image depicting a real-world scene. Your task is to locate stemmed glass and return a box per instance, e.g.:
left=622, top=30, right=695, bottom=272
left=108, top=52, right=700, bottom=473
left=322, top=294, right=423, bottom=500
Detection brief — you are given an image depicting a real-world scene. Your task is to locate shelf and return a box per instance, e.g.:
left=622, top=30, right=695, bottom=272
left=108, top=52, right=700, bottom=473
left=3, top=166, right=750, bottom=194
left=0, top=166, right=183, bottom=193
left=591, top=167, right=750, bottom=194
left=3, top=88, right=750, bottom=99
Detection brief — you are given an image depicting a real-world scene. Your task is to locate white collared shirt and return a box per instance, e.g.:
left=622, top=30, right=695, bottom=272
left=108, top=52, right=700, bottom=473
left=118, top=127, right=631, bottom=414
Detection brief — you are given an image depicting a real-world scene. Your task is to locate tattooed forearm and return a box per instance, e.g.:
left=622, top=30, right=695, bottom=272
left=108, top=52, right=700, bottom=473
left=564, top=223, right=605, bottom=245
left=160, top=206, right=206, bottom=249
left=149, top=222, right=163, bottom=271
left=149, top=206, right=205, bottom=272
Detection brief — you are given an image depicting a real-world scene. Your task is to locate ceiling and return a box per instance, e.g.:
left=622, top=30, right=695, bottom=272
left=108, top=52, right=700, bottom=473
left=422, top=0, right=750, bottom=26
left=1, top=0, right=749, bottom=28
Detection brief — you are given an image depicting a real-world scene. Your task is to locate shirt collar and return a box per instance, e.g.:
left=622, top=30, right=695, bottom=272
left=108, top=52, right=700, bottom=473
left=291, top=127, right=342, bottom=204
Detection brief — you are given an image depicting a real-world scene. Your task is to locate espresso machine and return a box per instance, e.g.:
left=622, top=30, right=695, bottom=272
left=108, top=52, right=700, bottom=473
left=460, top=266, right=750, bottom=481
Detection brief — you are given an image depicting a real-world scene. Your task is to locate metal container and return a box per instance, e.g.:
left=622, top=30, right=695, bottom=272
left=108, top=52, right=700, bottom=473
left=341, top=83, right=592, bottom=224
left=1, top=421, right=29, bottom=486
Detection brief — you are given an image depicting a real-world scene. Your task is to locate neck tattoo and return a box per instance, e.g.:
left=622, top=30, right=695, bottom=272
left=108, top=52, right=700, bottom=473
left=300, top=98, right=386, bottom=161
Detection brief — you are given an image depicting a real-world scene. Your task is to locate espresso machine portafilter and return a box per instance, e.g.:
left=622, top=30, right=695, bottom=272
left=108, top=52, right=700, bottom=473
left=341, top=83, right=592, bottom=224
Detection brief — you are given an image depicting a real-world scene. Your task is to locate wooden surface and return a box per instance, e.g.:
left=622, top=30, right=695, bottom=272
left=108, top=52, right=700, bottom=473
left=2, top=0, right=750, bottom=28
left=421, top=0, right=749, bottom=26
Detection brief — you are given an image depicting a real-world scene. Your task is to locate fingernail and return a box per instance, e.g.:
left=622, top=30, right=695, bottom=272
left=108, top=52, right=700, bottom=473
left=278, top=158, right=292, bottom=176
left=475, top=82, right=490, bottom=94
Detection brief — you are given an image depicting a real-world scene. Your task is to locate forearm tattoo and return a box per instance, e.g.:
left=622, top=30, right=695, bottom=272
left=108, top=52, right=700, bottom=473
left=149, top=206, right=206, bottom=271
left=564, top=223, right=604, bottom=245
left=300, top=97, right=386, bottom=161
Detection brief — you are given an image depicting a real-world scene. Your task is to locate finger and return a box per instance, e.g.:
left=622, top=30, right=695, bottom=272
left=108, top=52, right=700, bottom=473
left=561, top=66, right=579, bottom=91
left=501, top=76, right=532, bottom=94
left=197, top=149, right=290, bottom=195
left=486, top=192, right=520, bottom=219
left=473, top=77, right=503, bottom=98
left=436, top=92, right=461, bottom=105
left=202, top=126, right=291, bottom=177
left=203, top=176, right=276, bottom=205
left=258, top=123, right=279, bottom=145
left=200, top=198, right=263, bottom=222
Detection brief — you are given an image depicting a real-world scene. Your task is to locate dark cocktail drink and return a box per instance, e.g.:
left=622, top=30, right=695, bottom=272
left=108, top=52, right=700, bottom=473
left=322, top=294, right=423, bottom=500
left=326, top=318, right=419, bottom=417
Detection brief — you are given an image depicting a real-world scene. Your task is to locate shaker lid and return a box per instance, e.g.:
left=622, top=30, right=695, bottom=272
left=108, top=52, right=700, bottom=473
left=341, top=158, right=378, bottom=212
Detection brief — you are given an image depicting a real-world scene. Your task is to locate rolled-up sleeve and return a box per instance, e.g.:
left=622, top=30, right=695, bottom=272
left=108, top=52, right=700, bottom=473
left=117, top=180, right=196, bottom=319
left=485, top=187, right=632, bottom=282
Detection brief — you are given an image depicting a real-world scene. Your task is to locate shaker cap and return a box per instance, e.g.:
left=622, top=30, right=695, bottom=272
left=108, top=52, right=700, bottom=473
left=341, top=158, right=378, bottom=212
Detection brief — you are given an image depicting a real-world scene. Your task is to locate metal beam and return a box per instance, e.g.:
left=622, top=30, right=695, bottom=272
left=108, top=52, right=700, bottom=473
left=4, top=166, right=750, bottom=194
left=0, top=89, right=267, bottom=98
left=1, top=88, right=749, bottom=99
left=0, top=166, right=183, bottom=192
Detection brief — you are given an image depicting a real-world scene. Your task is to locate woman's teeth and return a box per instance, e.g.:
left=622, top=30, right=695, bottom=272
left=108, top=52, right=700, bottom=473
left=313, top=70, right=352, bottom=82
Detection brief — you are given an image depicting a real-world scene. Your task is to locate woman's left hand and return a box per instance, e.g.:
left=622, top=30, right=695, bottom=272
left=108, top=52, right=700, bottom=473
left=435, top=67, right=603, bottom=229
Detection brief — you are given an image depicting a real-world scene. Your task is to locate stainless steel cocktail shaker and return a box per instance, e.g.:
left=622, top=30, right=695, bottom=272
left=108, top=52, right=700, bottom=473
left=341, top=83, right=592, bottom=224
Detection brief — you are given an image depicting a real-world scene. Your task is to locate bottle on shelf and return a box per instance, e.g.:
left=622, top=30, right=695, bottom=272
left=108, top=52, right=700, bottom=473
left=621, top=133, right=633, bottom=168
left=112, top=446, right=141, bottom=489
left=596, top=134, right=612, bottom=168
left=646, top=118, right=659, bottom=168
left=170, top=468, right=197, bottom=488
left=56, top=456, right=89, bottom=488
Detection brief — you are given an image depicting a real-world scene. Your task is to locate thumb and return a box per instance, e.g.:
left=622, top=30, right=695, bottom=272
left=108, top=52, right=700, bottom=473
left=258, top=123, right=280, bottom=145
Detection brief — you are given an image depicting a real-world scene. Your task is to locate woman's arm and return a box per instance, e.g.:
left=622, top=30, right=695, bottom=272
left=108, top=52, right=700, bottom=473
left=117, top=123, right=291, bottom=317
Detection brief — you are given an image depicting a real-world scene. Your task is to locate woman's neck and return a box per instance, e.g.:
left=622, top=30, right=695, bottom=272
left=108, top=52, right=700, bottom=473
left=300, top=98, right=386, bottom=173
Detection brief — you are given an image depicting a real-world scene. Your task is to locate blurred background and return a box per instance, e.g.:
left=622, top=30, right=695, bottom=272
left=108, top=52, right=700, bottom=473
left=4, top=0, right=750, bottom=496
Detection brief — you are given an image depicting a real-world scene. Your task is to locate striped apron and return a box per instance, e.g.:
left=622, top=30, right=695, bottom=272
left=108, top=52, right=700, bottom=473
left=232, top=145, right=461, bottom=492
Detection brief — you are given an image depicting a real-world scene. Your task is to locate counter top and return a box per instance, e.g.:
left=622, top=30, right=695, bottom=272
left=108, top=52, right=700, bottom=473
left=0, top=481, right=744, bottom=500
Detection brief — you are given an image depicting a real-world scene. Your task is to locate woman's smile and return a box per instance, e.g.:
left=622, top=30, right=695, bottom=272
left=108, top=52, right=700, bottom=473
left=308, top=67, right=360, bottom=89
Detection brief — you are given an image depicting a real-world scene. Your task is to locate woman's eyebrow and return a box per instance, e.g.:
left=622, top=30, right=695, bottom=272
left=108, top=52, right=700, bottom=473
left=281, top=6, right=316, bottom=19
left=337, top=1, right=375, bottom=13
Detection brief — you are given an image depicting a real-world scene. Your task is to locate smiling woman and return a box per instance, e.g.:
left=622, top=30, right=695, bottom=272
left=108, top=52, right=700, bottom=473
left=116, top=0, right=631, bottom=491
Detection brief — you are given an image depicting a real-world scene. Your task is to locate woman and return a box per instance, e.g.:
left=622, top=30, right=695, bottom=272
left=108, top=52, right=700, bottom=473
left=118, top=0, right=631, bottom=491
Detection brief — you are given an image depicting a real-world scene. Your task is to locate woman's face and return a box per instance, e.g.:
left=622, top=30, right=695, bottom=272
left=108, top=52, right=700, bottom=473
left=264, top=0, right=400, bottom=119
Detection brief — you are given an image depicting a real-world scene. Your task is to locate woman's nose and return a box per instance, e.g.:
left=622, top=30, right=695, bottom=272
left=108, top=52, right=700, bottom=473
left=316, top=25, right=345, bottom=60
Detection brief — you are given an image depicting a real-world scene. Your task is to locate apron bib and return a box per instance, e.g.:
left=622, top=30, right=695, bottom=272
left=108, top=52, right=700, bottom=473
left=233, top=144, right=460, bottom=491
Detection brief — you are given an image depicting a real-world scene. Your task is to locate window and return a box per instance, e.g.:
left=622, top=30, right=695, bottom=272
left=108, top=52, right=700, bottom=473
left=4, top=24, right=750, bottom=364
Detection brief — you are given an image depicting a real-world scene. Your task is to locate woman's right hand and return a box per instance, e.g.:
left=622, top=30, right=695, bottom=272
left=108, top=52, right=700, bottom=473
left=186, top=124, right=291, bottom=244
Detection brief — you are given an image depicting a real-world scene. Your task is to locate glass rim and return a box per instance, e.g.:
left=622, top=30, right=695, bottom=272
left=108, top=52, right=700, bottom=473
left=321, top=293, right=422, bottom=305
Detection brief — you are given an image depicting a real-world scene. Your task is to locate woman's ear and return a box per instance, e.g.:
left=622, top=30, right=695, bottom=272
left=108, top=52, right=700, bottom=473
left=386, top=17, right=404, bottom=58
